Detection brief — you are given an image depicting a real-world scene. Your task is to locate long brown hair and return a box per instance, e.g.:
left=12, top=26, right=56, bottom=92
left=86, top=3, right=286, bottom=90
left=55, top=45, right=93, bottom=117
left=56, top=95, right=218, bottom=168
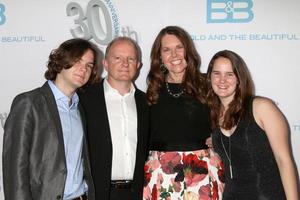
left=146, top=26, right=206, bottom=105
left=45, top=38, right=102, bottom=85
left=206, top=50, right=255, bottom=130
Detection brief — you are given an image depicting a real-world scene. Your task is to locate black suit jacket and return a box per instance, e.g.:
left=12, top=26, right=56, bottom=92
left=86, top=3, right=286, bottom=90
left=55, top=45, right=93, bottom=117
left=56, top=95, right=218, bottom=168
left=79, top=81, right=149, bottom=200
left=2, top=82, right=95, bottom=200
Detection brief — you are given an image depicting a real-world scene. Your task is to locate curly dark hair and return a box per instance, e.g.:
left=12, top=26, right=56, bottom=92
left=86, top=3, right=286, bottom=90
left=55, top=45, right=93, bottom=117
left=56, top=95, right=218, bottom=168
left=44, top=38, right=102, bottom=85
left=206, top=50, right=255, bottom=130
left=146, top=26, right=206, bottom=105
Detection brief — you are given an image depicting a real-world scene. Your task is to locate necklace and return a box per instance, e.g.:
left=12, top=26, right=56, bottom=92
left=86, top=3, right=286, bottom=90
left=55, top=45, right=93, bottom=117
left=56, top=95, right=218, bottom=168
left=220, top=131, right=233, bottom=179
left=165, top=82, right=185, bottom=98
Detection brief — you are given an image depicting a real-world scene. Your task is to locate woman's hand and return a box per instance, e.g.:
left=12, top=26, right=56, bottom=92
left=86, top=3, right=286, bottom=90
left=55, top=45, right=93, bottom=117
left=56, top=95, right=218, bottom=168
left=205, top=136, right=213, bottom=149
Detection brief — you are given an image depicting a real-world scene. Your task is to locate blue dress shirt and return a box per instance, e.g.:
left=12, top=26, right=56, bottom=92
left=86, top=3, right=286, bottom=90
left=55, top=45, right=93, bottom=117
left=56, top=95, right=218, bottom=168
left=48, top=81, right=87, bottom=199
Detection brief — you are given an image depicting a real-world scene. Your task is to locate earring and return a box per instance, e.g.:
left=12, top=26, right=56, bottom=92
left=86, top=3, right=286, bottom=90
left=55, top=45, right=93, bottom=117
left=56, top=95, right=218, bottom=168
left=160, top=64, right=168, bottom=74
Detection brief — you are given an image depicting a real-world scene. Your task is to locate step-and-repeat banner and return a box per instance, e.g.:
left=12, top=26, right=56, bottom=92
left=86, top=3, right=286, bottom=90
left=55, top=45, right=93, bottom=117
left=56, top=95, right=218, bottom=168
left=0, top=0, right=299, bottom=198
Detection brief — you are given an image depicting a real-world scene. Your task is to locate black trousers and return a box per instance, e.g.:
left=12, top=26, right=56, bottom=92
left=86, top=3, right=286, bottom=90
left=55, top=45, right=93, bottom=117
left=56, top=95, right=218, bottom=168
left=109, top=187, right=132, bottom=200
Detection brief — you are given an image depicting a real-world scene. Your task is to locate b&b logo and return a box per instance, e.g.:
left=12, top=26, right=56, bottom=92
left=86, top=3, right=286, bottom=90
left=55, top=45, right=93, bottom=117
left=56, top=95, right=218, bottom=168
left=207, top=0, right=254, bottom=23
left=0, top=3, right=6, bottom=25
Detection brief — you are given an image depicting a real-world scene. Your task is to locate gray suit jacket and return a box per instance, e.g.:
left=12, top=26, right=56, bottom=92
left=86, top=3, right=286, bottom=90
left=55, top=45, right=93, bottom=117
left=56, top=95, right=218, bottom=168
left=2, top=82, right=95, bottom=200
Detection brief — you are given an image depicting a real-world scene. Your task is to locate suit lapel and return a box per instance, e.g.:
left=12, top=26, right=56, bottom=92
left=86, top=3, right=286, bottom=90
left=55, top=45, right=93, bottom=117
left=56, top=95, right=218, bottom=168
left=85, top=81, right=112, bottom=153
left=132, top=90, right=147, bottom=180
left=135, top=91, right=142, bottom=146
left=97, top=82, right=112, bottom=139
left=39, top=82, right=66, bottom=161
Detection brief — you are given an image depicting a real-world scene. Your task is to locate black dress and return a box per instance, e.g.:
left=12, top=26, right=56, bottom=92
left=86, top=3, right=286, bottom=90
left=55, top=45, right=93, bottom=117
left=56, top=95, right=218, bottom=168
left=212, top=98, right=286, bottom=200
left=150, top=82, right=211, bottom=151
left=143, top=83, right=224, bottom=200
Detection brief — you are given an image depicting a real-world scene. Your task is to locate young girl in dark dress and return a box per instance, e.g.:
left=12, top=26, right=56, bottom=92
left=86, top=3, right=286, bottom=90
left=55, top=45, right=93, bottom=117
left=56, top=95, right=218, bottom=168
left=206, top=50, right=299, bottom=199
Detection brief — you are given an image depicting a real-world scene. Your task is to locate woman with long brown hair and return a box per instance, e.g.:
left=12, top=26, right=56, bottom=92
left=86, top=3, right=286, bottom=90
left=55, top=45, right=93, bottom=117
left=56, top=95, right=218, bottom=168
left=143, top=26, right=224, bottom=200
left=206, top=50, right=299, bottom=199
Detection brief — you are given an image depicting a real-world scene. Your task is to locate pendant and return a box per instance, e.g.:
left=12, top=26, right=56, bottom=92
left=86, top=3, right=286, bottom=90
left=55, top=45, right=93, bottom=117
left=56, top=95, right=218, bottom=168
left=229, top=164, right=233, bottom=179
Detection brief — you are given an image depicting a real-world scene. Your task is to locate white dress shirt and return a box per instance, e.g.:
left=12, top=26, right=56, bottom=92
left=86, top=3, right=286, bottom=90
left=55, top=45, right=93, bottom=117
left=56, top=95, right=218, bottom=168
left=103, top=78, right=137, bottom=180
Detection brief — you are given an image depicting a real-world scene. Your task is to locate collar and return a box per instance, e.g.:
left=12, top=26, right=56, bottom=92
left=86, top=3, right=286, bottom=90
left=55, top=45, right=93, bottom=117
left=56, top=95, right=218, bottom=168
left=103, top=77, right=135, bottom=97
left=47, top=80, right=79, bottom=105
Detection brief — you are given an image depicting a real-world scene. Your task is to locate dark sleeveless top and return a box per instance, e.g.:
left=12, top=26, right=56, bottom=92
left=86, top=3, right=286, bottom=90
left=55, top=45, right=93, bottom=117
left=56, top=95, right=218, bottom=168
left=212, top=98, right=286, bottom=200
left=149, top=82, right=211, bottom=151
